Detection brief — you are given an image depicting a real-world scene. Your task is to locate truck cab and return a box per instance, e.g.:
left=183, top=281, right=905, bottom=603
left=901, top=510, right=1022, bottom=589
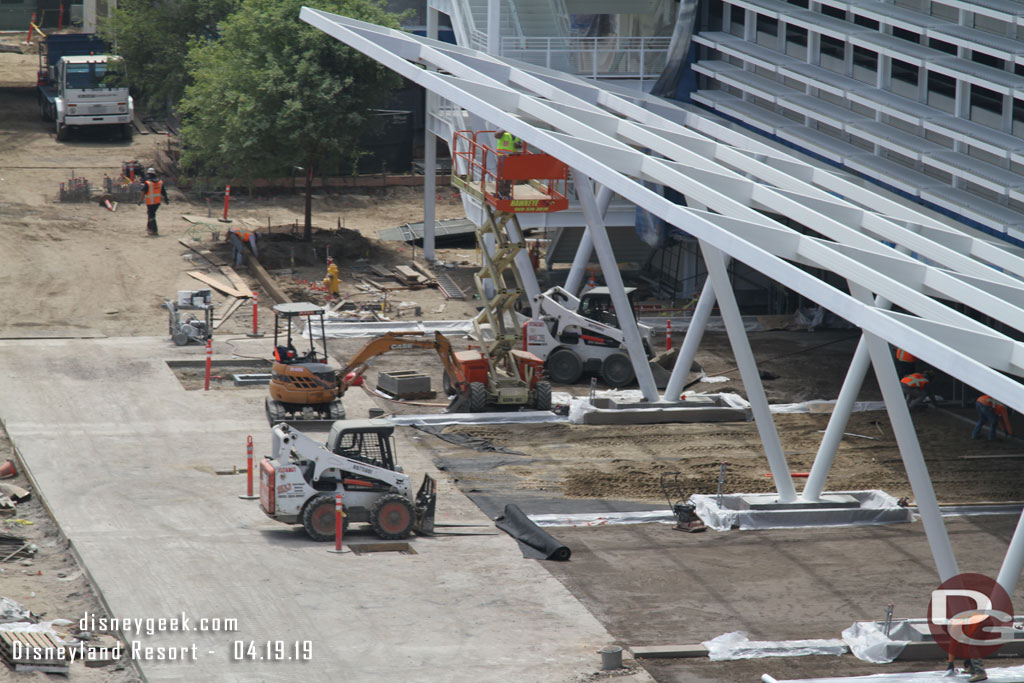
left=38, top=34, right=133, bottom=141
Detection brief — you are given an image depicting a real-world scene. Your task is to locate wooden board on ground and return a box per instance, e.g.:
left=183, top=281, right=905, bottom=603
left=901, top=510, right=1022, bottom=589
left=0, top=631, right=70, bottom=672
left=369, top=264, right=394, bottom=279
left=629, top=643, right=708, bottom=659
left=411, top=261, right=437, bottom=283
left=393, top=265, right=426, bottom=286
left=214, top=297, right=244, bottom=329
left=219, top=265, right=250, bottom=295
left=186, top=271, right=248, bottom=298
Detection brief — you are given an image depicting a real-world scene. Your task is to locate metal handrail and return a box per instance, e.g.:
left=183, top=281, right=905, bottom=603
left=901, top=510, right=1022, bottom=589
left=499, top=35, right=671, bottom=80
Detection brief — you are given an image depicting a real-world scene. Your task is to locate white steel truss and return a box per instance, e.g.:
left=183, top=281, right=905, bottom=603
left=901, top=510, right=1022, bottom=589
left=303, top=9, right=1024, bottom=590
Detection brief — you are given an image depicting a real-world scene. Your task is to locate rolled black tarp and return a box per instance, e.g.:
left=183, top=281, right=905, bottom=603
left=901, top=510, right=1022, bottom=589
left=494, top=503, right=571, bottom=561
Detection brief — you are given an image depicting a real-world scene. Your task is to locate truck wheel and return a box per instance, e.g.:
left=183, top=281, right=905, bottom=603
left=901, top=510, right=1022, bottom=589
left=545, top=348, right=582, bottom=384
left=601, top=352, right=635, bottom=388
left=39, top=99, right=51, bottom=122
left=468, top=382, right=487, bottom=412
left=56, top=122, right=68, bottom=141
left=532, top=381, right=552, bottom=411
left=302, top=493, right=346, bottom=542
left=370, top=494, right=415, bottom=540
left=122, top=123, right=133, bottom=141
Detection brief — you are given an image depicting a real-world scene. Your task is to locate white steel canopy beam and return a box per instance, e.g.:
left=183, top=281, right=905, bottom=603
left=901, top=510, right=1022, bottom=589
left=301, top=9, right=1024, bottom=418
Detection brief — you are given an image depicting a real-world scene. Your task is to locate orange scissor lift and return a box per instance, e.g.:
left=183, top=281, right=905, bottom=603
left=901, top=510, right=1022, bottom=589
left=449, top=130, right=570, bottom=411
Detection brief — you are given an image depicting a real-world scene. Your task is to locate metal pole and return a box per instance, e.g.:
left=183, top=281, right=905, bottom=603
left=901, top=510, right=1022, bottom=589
left=664, top=277, right=715, bottom=400
left=802, top=337, right=870, bottom=501
left=573, top=170, right=658, bottom=401
left=423, top=7, right=439, bottom=262
left=564, top=184, right=613, bottom=295
left=850, top=282, right=958, bottom=581
left=486, top=0, right=499, bottom=56
left=702, top=241, right=796, bottom=502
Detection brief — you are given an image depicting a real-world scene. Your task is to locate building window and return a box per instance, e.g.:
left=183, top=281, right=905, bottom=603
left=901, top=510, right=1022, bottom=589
left=892, top=27, right=920, bottom=44
left=853, top=15, right=879, bottom=31
left=730, top=5, right=745, bottom=37
left=787, top=0, right=809, bottom=7
left=852, top=46, right=877, bottom=84
left=972, top=51, right=1005, bottom=71
left=970, top=84, right=1002, bottom=128
left=819, top=34, right=845, bottom=72
left=785, top=24, right=808, bottom=58
left=890, top=58, right=918, bottom=99
left=927, top=72, right=957, bottom=114
left=1011, top=98, right=1024, bottom=136
left=756, top=14, right=778, bottom=46
left=820, top=5, right=845, bottom=20
left=928, top=38, right=957, bottom=56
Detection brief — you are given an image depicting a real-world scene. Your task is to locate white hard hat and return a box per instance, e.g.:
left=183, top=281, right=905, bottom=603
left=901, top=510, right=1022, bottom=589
left=146, top=167, right=156, bottom=175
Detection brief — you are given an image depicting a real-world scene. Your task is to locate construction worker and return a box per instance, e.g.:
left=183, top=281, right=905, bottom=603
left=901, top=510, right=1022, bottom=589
left=493, top=130, right=522, bottom=200
left=972, top=395, right=1012, bottom=441
left=894, top=347, right=917, bottom=379
left=900, top=370, right=936, bottom=409
left=138, top=168, right=168, bottom=236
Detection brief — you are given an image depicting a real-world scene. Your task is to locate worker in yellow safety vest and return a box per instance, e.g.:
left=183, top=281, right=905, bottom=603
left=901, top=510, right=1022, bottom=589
left=138, top=167, right=168, bottom=236
left=894, top=347, right=917, bottom=378
left=973, top=395, right=1013, bottom=441
left=493, top=130, right=522, bottom=199
left=900, top=371, right=936, bottom=409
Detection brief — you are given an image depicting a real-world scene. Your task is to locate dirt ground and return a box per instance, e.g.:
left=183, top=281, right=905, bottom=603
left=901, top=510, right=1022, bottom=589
left=6, top=31, right=1024, bottom=683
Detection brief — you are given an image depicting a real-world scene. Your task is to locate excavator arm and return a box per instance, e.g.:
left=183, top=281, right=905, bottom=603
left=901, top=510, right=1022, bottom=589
left=337, top=331, right=470, bottom=399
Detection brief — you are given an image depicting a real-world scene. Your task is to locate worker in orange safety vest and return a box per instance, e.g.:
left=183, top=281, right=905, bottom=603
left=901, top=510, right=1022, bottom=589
left=894, top=347, right=917, bottom=378
left=900, top=371, right=936, bottom=409
left=138, top=167, right=168, bottom=236
left=972, top=395, right=1013, bottom=441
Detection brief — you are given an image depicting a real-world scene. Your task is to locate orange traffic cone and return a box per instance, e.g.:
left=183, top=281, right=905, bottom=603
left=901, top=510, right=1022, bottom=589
left=0, top=459, right=16, bottom=479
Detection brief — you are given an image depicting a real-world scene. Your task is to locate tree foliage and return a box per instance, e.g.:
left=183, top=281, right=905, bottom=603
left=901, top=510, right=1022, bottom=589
left=100, top=0, right=239, bottom=113
left=178, top=0, right=404, bottom=239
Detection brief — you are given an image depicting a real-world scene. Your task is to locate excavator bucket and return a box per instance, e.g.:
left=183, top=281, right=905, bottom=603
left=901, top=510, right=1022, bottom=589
left=414, top=474, right=437, bottom=535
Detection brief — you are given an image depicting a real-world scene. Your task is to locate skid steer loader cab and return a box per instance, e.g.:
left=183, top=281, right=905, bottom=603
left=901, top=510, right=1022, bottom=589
left=260, top=420, right=436, bottom=541
left=266, top=302, right=345, bottom=425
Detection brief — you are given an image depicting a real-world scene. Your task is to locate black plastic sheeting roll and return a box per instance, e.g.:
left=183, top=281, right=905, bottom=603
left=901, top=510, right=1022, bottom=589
left=494, top=503, right=571, bottom=561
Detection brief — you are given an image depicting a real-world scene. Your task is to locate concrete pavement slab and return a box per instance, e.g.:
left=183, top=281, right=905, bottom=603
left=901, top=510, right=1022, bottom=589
left=0, top=337, right=643, bottom=682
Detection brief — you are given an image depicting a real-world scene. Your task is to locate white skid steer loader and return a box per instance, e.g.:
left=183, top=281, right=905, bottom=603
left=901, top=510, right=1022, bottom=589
left=259, top=419, right=436, bottom=541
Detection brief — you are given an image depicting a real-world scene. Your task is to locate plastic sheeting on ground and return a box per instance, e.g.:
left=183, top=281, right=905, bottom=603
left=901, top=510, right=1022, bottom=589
left=702, top=631, right=846, bottom=661
left=692, top=491, right=912, bottom=531
left=529, top=509, right=675, bottom=528
left=770, top=400, right=887, bottom=414
left=494, top=503, right=571, bottom=561
left=842, top=621, right=913, bottom=664
left=412, top=424, right=525, bottom=455
left=389, top=411, right=565, bottom=427
left=308, top=319, right=474, bottom=339
left=764, top=663, right=1024, bottom=682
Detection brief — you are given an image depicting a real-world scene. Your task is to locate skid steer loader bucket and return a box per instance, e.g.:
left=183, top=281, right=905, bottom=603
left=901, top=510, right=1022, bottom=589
left=414, top=474, right=437, bottom=535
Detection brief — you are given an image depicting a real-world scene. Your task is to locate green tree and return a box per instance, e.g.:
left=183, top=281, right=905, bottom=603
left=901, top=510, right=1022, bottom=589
left=178, top=0, right=403, bottom=240
left=100, top=0, right=239, bottom=113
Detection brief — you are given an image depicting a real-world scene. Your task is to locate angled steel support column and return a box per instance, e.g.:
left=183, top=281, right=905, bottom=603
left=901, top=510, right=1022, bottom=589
left=422, top=6, right=439, bottom=262
left=801, top=337, right=870, bottom=501
left=574, top=170, right=658, bottom=401
left=849, top=282, right=958, bottom=581
left=701, top=241, right=796, bottom=502
left=565, top=185, right=613, bottom=295
left=664, top=277, right=716, bottom=400
left=997, top=514, right=1024, bottom=595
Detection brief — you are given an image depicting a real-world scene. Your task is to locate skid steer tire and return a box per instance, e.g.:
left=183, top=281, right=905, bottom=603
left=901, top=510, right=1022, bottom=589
left=533, top=381, right=552, bottom=411
left=545, top=348, right=582, bottom=384
left=469, top=382, right=487, bottom=412
left=370, top=494, right=415, bottom=540
left=302, top=494, right=346, bottom=542
left=601, top=352, right=635, bottom=388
